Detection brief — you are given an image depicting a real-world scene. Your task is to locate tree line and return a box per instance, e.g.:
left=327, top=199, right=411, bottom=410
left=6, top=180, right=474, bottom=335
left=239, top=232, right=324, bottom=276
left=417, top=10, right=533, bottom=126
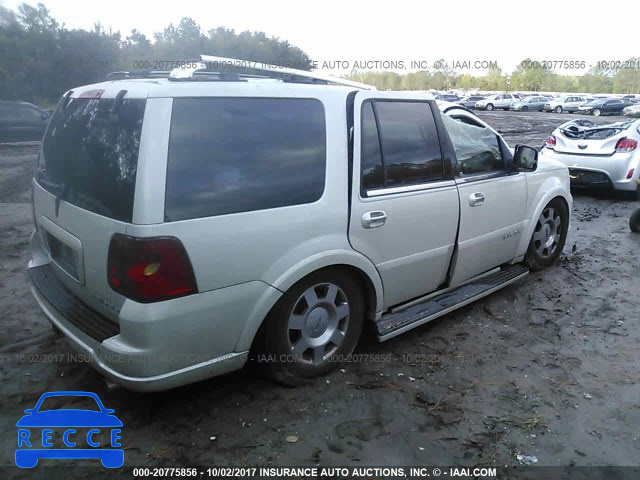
left=1, top=3, right=638, bottom=106
left=346, top=58, right=640, bottom=94
left=0, top=3, right=312, bottom=105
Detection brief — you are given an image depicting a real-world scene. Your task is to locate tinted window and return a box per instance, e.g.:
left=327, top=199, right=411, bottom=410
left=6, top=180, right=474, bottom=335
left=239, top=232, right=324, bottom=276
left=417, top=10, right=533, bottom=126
left=166, top=98, right=326, bottom=221
left=443, top=114, right=504, bottom=175
left=373, top=101, right=443, bottom=187
left=38, top=98, right=146, bottom=222
left=361, top=102, right=384, bottom=190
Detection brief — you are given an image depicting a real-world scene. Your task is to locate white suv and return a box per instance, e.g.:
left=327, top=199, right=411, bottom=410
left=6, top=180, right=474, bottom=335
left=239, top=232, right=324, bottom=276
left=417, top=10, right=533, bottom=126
left=28, top=56, right=572, bottom=391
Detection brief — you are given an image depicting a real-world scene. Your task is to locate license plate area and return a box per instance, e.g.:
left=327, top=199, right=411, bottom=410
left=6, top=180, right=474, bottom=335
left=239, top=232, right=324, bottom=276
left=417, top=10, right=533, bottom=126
left=45, top=232, right=79, bottom=279
left=38, top=215, right=85, bottom=284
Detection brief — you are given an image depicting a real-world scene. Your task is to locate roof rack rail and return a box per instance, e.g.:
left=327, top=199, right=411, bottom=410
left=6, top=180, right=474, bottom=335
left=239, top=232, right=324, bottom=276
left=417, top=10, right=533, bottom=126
left=198, top=55, right=375, bottom=90
left=105, top=56, right=376, bottom=90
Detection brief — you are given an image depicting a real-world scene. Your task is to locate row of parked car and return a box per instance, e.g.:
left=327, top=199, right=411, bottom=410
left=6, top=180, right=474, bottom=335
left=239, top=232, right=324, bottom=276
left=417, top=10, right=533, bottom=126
left=435, top=93, right=640, bottom=117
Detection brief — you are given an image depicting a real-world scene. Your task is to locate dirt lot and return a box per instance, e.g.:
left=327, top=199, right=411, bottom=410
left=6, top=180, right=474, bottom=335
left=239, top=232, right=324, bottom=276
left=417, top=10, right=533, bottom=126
left=1, top=111, right=639, bottom=477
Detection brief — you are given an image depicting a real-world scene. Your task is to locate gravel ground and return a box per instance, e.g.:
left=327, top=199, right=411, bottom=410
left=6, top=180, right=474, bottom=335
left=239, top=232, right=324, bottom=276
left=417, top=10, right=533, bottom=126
left=1, top=111, right=639, bottom=478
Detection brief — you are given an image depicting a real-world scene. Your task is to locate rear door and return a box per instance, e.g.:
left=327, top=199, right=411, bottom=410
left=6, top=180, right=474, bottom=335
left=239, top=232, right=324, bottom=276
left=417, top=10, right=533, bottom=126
left=349, top=92, right=460, bottom=308
left=32, top=87, right=151, bottom=321
left=440, top=110, right=527, bottom=285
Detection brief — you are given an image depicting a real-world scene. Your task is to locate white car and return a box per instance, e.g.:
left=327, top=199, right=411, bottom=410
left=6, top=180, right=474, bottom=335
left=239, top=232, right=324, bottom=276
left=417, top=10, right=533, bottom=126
left=623, top=104, right=640, bottom=117
left=541, top=118, right=640, bottom=191
left=543, top=96, right=587, bottom=113
left=475, top=93, right=517, bottom=111
left=28, top=56, right=572, bottom=391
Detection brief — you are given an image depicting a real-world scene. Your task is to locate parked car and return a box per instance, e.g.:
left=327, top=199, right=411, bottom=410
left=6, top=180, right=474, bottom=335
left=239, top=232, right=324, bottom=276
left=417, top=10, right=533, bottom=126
left=541, top=118, right=640, bottom=191
left=0, top=101, right=51, bottom=143
left=28, top=57, right=572, bottom=391
left=475, top=93, right=517, bottom=111
left=623, top=104, right=640, bottom=117
left=510, top=96, right=551, bottom=112
left=577, top=98, right=635, bottom=116
left=543, top=96, right=587, bottom=113
left=455, top=95, right=485, bottom=109
left=435, top=94, right=461, bottom=102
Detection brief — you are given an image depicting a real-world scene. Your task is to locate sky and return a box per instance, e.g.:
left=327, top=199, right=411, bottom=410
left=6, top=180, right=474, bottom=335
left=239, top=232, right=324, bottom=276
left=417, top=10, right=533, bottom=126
left=4, top=0, right=640, bottom=75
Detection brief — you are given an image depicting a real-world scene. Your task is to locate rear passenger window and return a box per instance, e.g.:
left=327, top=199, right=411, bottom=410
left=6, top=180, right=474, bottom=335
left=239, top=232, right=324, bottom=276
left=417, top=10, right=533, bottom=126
left=361, top=102, right=384, bottom=190
left=165, top=98, right=326, bottom=221
left=360, top=100, right=443, bottom=191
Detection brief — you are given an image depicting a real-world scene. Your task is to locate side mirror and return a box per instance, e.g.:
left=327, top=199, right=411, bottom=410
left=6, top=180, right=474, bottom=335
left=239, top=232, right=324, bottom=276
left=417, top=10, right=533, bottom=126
left=41, top=112, right=49, bottom=120
left=513, top=145, right=538, bottom=171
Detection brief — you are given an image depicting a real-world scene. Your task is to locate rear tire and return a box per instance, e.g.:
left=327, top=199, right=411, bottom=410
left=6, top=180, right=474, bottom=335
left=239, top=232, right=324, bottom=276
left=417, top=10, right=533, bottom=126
left=630, top=209, right=640, bottom=233
left=525, top=199, right=569, bottom=271
left=485, top=103, right=494, bottom=111
left=261, top=270, right=364, bottom=386
left=555, top=106, right=563, bottom=113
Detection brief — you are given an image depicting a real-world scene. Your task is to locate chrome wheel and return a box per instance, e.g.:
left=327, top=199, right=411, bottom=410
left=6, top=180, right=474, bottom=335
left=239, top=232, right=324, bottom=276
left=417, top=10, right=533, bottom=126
left=555, top=106, right=562, bottom=113
left=593, top=109, right=601, bottom=117
left=533, top=207, right=562, bottom=258
left=287, top=283, right=350, bottom=365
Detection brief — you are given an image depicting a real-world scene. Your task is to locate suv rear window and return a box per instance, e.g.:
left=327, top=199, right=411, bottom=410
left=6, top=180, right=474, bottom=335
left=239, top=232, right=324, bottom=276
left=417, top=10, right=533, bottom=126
left=37, top=97, right=146, bottom=222
left=165, top=97, right=326, bottom=221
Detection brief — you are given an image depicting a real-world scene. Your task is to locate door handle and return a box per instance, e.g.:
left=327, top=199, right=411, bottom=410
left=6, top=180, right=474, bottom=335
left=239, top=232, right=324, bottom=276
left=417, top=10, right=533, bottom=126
left=362, top=211, right=387, bottom=228
left=469, top=192, right=485, bottom=207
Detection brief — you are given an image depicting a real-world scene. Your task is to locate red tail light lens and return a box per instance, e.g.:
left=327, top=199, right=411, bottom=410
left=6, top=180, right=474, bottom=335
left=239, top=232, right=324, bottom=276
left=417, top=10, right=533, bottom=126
left=108, top=234, right=197, bottom=303
left=545, top=135, right=556, bottom=148
left=627, top=168, right=635, bottom=179
left=615, top=138, right=637, bottom=153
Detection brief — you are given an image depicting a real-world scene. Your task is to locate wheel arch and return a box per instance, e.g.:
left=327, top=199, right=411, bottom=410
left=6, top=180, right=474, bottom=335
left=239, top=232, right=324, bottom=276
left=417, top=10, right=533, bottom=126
left=517, top=176, right=572, bottom=257
left=235, top=252, right=383, bottom=352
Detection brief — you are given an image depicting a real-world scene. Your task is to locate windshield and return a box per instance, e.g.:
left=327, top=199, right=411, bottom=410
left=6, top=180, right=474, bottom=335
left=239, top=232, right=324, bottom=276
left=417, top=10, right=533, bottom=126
left=37, top=97, right=146, bottom=222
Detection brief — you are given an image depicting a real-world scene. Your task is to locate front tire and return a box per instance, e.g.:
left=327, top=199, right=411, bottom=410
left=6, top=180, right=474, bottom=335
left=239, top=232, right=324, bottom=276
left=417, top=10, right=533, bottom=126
left=485, top=103, right=494, bottom=111
left=592, top=109, right=601, bottom=116
left=630, top=209, right=640, bottom=233
left=555, top=106, right=563, bottom=113
left=261, top=270, right=364, bottom=386
left=521, top=106, right=529, bottom=112
left=525, top=199, right=569, bottom=271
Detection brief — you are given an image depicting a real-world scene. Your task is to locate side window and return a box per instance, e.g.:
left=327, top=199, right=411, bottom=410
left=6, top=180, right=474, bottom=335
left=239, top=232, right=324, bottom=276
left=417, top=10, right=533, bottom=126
left=360, top=102, right=384, bottom=190
left=442, top=114, right=505, bottom=176
left=372, top=101, right=444, bottom=187
left=165, top=98, right=326, bottom=221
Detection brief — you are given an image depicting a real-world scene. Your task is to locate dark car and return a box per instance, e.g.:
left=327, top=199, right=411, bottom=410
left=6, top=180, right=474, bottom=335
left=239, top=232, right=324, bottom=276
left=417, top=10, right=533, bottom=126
left=0, top=101, right=51, bottom=143
left=577, top=98, right=635, bottom=116
left=456, top=95, right=486, bottom=109
left=435, top=94, right=461, bottom=102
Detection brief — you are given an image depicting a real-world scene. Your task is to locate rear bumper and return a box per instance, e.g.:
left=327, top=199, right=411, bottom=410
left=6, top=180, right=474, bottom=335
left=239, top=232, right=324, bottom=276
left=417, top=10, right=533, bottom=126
left=29, top=272, right=249, bottom=391
left=541, top=149, right=639, bottom=191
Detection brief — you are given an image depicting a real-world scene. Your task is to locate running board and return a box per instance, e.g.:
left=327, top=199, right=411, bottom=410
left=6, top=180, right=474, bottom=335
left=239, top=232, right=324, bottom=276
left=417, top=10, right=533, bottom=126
left=376, top=264, right=529, bottom=340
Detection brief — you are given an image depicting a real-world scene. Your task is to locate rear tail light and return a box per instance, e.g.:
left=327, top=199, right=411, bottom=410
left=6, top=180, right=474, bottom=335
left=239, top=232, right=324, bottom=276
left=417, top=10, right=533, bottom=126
left=615, top=138, right=638, bottom=153
left=627, top=168, right=635, bottom=179
left=107, top=234, right=197, bottom=303
left=545, top=135, right=556, bottom=148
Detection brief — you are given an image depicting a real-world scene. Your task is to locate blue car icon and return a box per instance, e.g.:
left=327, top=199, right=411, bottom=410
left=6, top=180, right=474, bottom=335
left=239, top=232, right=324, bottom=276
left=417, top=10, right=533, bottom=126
left=16, top=391, right=123, bottom=468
